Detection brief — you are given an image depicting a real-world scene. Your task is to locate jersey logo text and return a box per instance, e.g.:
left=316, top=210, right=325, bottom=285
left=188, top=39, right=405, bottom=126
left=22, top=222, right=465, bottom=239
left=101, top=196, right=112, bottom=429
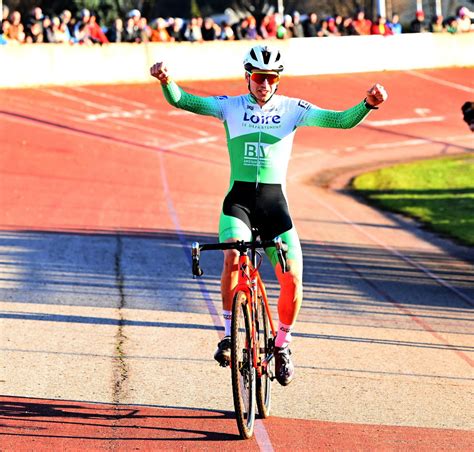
left=243, top=142, right=274, bottom=167
left=243, top=112, right=281, bottom=124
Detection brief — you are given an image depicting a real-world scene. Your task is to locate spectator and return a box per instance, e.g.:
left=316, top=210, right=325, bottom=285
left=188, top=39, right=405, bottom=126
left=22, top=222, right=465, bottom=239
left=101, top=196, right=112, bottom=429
left=220, top=21, right=235, bottom=40
left=137, top=17, right=151, bottom=42
left=352, top=10, right=372, bottom=35
left=0, top=9, right=8, bottom=45
left=457, top=6, right=473, bottom=32
left=2, top=4, right=9, bottom=24
left=430, top=15, right=446, bottom=33
left=53, top=16, right=71, bottom=43
left=304, top=12, right=319, bottom=37
left=124, top=16, right=141, bottom=42
left=201, top=17, right=217, bottom=41
left=26, top=6, right=43, bottom=39
left=59, top=10, right=73, bottom=42
left=184, top=16, right=203, bottom=42
left=168, top=17, right=185, bottom=42
left=370, top=16, right=393, bottom=35
left=282, top=14, right=294, bottom=38
left=445, top=16, right=459, bottom=34
left=151, top=17, right=171, bottom=42
left=106, top=17, right=124, bottom=42
left=75, top=22, right=93, bottom=45
left=388, top=13, right=402, bottom=34
left=42, top=16, right=56, bottom=43
left=275, top=17, right=287, bottom=39
left=334, top=14, right=345, bottom=34
left=317, top=19, right=331, bottom=37
left=327, top=17, right=341, bottom=36
left=410, top=10, right=429, bottom=33
left=291, top=11, right=305, bottom=38
left=245, top=15, right=259, bottom=40
left=127, top=9, right=141, bottom=27
left=340, top=16, right=357, bottom=35
left=260, top=13, right=277, bottom=39
left=74, top=9, right=91, bottom=41
left=6, top=10, right=26, bottom=43
left=88, top=13, right=109, bottom=44
left=25, top=18, right=44, bottom=43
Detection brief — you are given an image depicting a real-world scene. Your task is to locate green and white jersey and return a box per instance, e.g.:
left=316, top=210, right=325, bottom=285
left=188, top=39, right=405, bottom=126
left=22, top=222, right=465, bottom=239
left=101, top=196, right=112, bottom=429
left=162, top=81, right=371, bottom=188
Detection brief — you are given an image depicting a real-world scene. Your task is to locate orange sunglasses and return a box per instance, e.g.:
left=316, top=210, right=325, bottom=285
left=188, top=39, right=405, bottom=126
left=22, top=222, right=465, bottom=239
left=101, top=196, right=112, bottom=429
left=247, top=71, right=281, bottom=85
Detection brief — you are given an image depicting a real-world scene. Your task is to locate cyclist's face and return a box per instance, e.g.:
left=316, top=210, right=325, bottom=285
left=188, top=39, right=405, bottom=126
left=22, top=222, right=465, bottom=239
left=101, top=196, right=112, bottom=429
left=246, top=71, right=280, bottom=104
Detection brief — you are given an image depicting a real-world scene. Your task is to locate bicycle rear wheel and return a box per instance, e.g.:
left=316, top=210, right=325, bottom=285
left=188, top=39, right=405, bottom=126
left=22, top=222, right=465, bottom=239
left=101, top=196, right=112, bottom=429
left=256, top=296, right=273, bottom=418
left=231, top=290, right=256, bottom=439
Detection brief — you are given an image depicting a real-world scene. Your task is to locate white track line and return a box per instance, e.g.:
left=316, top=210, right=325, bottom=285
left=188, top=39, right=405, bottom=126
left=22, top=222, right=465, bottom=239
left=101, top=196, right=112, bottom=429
left=39, top=88, right=213, bottom=137
left=406, top=70, right=474, bottom=93
left=5, top=94, right=199, bottom=144
left=69, top=86, right=150, bottom=108
left=366, top=116, right=445, bottom=127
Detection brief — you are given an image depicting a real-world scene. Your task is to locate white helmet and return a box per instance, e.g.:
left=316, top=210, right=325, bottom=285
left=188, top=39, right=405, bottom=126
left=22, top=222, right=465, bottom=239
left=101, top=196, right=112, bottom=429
left=243, top=45, right=284, bottom=72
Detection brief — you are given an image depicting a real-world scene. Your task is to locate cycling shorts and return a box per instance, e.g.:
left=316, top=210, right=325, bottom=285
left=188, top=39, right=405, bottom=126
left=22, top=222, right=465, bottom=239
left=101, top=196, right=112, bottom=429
left=219, top=181, right=302, bottom=268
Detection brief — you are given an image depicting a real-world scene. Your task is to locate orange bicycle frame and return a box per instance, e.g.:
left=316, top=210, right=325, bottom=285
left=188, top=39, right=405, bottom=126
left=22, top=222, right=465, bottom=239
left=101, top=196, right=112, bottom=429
left=233, top=252, right=277, bottom=372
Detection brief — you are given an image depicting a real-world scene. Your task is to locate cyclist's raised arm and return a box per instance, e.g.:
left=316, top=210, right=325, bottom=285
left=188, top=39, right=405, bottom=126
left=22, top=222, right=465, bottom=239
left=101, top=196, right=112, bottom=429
left=298, top=83, right=388, bottom=129
left=150, top=61, right=223, bottom=119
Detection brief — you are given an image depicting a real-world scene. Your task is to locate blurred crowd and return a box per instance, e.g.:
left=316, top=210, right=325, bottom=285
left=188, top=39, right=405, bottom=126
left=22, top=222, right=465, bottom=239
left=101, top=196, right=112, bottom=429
left=1, top=4, right=473, bottom=46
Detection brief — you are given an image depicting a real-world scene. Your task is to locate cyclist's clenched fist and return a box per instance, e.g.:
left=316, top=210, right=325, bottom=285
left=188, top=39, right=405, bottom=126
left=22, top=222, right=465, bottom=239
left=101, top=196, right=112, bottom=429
left=150, top=62, right=170, bottom=84
left=366, top=83, right=388, bottom=108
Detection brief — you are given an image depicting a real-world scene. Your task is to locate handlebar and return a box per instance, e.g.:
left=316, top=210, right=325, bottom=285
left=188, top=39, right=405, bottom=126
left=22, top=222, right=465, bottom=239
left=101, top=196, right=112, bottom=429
left=191, top=237, right=289, bottom=278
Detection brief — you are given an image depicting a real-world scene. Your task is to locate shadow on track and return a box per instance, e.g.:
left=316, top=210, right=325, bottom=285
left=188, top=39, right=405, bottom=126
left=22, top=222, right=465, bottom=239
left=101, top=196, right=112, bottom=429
left=0, top=395, right=242, bottom=444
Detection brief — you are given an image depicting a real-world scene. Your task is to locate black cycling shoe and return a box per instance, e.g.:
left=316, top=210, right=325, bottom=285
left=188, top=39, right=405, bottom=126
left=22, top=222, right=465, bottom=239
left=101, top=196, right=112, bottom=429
left=214, top=335, right=231, bottom=367
left=274, top=345, right=294, bottom=386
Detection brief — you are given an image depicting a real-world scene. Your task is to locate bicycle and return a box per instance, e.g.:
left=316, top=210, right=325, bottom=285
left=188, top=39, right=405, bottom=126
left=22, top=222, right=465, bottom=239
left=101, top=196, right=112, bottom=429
left=191, top=234, right=289, bottom=439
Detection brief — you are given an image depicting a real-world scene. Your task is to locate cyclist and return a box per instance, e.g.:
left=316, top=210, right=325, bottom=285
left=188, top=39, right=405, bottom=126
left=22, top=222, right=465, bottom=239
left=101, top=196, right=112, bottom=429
left=150, top=45, right=387, bottom=386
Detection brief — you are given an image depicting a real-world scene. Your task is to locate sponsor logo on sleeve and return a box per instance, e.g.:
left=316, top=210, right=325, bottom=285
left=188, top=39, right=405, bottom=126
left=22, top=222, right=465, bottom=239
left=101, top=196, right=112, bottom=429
left=298, top=100, right=311, bottom=110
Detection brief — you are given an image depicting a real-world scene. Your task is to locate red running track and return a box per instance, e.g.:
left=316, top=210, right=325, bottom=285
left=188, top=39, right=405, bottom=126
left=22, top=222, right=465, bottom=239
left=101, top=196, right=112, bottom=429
left=1, top=396, right=473, bottom=450
left=1, top=68, right=473, bottom=450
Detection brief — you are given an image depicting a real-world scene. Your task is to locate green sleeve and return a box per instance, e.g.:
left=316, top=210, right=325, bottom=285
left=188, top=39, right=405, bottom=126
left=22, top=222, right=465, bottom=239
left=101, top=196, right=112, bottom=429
left=161, top=80, right=223, bottom=119
left=299, top=100, right=371, bottom=129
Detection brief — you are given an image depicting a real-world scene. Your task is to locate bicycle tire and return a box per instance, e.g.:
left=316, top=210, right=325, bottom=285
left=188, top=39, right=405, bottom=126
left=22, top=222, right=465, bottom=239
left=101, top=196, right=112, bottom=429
left=256, top=296, right=273, bottom=418
left=231, top=290, right=256, bottom=439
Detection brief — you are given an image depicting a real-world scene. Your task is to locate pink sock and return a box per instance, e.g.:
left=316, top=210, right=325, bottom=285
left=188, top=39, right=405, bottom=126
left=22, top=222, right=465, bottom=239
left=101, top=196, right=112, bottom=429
left=275, top=321, right=293, bottom=348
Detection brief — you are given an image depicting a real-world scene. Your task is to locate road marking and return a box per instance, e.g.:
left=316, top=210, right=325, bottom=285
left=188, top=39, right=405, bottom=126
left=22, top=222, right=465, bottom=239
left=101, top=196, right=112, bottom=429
left=86, top=109, right=154, bottom=121
left=40, top=87, right=211, bottom=137
left=41, top=88, right=122, bottom=111
left=366, top=116, right=445, bottom=127
left=69, top=86, right=149, bottom=108
left=406, top=70, right=474, bottom=93
left=255, top=420, right=275, bottom=451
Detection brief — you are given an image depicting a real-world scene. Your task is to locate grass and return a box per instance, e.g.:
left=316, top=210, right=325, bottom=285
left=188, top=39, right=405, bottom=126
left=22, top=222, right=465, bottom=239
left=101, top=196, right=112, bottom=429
left=351, top=153, right=474, bottom=247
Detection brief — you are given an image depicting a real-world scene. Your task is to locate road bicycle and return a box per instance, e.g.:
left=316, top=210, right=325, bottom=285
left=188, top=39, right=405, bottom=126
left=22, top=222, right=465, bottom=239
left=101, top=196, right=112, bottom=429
left=191, top=234, right=289, bottom=439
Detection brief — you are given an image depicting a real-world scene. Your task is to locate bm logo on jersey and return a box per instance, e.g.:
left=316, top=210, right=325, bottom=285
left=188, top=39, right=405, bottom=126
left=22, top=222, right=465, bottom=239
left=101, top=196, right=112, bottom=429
left=243, top=143, right=273, bottom=167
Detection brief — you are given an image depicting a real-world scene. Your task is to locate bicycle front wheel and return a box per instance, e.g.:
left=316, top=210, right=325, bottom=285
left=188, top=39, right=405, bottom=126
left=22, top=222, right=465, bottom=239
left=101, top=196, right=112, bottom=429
left=231, top=290, right=256, bottom=439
